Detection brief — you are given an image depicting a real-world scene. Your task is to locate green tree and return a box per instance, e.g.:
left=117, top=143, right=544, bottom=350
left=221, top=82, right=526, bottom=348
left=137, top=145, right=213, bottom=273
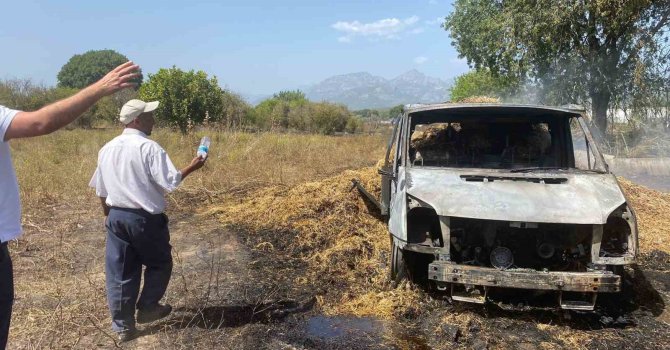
left=311, top=102, right=349, bottom=135
left=345, top=115, right=362, bottom=133
left=274, top=90, right=307, bottom=128
left=273, top=90, right=307, bottom=103
left=445, top=0, right=670, bottom=133
left=250, top=92, right=355, bottom=134
left=220, top=91, right=251, bottom=129
left=353, top=109, right=381, bottom=120
left=450, top=69, right=517, bottom=102
left=388, top=104, right=404, bottom=119
left=57, top=49, right=142, bottom=89
left=139, top=66, right=226, bottom=133
left=252, top=90, right=308, bottom=130
left=251, top=98, right=288, bottom=129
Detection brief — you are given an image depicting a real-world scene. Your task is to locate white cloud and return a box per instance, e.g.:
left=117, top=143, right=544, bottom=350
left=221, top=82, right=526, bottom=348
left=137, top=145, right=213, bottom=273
left=332, top=16, right=421, bottom=42
left=404, top=16, right=420, bottom=25
left=425, top=17, right=444, bottom=26
left=414, top=56, right=429, bottom=64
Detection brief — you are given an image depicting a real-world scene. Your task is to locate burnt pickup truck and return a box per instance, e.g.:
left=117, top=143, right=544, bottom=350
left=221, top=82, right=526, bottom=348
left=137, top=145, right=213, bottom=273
left=356, top=103, right=638, bottom=310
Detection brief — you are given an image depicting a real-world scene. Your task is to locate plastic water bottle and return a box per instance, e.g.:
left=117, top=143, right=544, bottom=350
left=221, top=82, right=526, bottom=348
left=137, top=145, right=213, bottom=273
left=197, top=136, right=210, bottom=158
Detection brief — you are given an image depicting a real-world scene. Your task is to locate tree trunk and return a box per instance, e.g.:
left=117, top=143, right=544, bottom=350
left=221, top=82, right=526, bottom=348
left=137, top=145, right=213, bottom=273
left=591, top=91, right=611, bottom=135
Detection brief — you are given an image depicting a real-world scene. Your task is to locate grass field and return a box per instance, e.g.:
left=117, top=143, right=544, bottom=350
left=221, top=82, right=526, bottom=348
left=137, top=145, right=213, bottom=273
left=11, top=128, right=387, bottom=209
left=6, top=127, right=670, bottom=349
left=7, top=128, right=387, bottom=349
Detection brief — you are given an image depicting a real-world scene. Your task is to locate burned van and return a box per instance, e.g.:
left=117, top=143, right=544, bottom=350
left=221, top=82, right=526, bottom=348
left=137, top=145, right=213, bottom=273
left=368, top=104, right=637, bottom=310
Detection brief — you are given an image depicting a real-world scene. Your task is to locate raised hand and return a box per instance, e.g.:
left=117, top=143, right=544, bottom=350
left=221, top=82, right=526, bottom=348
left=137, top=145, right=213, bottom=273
left=94, top=61, right=141, bottom=96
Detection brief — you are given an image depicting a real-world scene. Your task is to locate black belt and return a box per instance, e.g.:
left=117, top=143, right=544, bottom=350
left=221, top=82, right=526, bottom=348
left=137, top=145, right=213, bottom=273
left=110, top=207, right=165, bottom=217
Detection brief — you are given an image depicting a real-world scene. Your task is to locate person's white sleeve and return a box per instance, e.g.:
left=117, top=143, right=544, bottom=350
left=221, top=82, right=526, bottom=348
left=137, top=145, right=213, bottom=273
left=0, top=105, right=20, bottom=142
left=88, top=167, right=108, bottom=197
left=149, top=146, right=182, bottom=193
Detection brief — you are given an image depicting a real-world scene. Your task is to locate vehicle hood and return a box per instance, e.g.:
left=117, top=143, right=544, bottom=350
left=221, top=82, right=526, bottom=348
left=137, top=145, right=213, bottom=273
left=405, top=168, right=626, bottom=224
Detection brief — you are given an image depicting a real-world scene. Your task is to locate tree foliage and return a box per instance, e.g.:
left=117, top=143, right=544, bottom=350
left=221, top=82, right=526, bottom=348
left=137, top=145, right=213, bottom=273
left=449, top=69, right=516, bottom=102
left=139, top=66, right=248, bottom=132
left=250, top=92, right=360, bottom=134
left=57, top=49, right=143, bottom=89
left=388, top=104, right=404, bottom=119
left=250, top=90, right=308, bottom=129
left=273, top=90, right=307, bottom=103
left=445, top=0, right=670, bottom=133
left=353, top=109, right=381, bottom=120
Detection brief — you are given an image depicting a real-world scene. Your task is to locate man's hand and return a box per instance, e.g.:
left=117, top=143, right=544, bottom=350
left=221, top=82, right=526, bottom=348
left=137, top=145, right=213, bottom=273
left=92, top=61, right=141, bottom=97
left=189, top=155, right=207, bottom=170
left=180, top=156, right=207, bottom=180
left=4, top=61, right=141, bottom=141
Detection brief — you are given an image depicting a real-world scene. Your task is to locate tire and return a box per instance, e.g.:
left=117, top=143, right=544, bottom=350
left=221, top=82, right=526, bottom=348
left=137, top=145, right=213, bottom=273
left=390, top=235, right=408, bottom=286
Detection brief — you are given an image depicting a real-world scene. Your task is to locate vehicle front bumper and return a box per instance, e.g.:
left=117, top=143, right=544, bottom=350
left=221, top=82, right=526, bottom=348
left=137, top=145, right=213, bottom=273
left=428, top=261, right=620, bottom=293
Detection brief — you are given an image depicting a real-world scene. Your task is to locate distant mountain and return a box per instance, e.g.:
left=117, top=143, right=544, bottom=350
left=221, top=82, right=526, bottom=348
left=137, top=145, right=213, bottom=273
left=305, top=70, right=450, bottom=110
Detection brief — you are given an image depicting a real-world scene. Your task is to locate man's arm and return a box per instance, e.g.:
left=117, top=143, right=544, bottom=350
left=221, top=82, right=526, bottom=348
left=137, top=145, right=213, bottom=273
left=3, top=61, right=140, bottom=141
left=180, top=156, right=207, bottom=180
left=99, top=197, right=111, bottom=216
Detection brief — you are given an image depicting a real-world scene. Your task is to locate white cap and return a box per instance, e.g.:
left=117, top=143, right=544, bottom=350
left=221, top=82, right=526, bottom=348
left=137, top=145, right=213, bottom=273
left=119, top=99, right=159, bottom=124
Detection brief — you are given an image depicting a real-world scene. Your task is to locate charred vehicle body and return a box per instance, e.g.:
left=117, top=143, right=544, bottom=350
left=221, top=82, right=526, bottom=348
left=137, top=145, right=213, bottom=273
left=359, top=104, right=638, bottom=311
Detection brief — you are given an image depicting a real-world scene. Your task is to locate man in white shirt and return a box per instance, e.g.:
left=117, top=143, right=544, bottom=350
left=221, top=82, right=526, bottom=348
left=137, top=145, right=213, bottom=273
left=0, top=61, right=140, bottom=350
left=89, top=99, right=206, bottom=342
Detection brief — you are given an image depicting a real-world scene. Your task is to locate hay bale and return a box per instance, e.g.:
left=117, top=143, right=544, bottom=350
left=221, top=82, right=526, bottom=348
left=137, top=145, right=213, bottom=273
left=410, top=123, right=450, bottom=149
left=455, top=96, right=501, bottom=104
left=618, top=178, right=670, bottom=253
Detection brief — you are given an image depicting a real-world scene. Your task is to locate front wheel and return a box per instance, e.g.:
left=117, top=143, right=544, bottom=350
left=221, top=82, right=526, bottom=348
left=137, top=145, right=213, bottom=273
left=390, top=235, right=408, bottom=285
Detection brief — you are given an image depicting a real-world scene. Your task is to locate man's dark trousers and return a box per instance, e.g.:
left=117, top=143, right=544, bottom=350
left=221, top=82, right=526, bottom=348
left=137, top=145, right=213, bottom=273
left=105, top=207, right=173, bottom=332
left=0, top=242, right=12, bottom=350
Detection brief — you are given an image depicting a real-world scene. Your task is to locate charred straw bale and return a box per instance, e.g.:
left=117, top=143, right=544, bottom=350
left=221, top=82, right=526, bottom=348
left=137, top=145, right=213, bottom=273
left=207, top=161, right=428, bottom=318
left=410, top=123, right=454, bottom=149
left=514, top=123, right=552, bottom=159
left=456, top=96, right=501, bottom=104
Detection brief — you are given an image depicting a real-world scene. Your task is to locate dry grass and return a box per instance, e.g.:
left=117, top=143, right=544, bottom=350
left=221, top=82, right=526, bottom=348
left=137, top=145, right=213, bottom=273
left=454, top=96, right=501, bottom=104
left=11, top=128, right=386, bottom=207
left=7, top=125, right=670, bottom=349
left=7, top=128, right=386, bottom=349
left=618, top=178, right=670, bottom=253
left=208, top=165, right=400, bottom=316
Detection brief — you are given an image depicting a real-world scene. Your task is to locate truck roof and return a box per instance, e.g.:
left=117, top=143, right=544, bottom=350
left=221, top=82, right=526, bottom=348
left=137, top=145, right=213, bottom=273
left=404, top=103, right=585, bottom=118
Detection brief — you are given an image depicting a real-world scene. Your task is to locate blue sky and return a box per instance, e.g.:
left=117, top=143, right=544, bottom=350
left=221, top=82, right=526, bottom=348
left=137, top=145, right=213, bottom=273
left=0, top=0, right=469, bottom=97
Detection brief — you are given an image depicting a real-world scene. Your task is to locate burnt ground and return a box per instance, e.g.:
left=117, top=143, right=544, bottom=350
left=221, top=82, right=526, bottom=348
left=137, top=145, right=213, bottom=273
left=8, top=198, right=670, bottom=350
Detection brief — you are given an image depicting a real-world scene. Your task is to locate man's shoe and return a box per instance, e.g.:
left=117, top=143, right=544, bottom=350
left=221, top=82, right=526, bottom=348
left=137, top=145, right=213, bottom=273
left=117, top=329, right=138, bottom=343
left=137, top=303, right=173, bottom=324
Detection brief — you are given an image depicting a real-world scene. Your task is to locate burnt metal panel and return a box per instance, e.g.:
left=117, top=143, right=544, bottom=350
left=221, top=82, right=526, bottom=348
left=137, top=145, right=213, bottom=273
left=388, top=167, right=408, bottom=241
left=405, top=168, right=626, bottom=224
left=405, top=103, right=583, bottom=117
left=429, top=262, right=621, bottom=293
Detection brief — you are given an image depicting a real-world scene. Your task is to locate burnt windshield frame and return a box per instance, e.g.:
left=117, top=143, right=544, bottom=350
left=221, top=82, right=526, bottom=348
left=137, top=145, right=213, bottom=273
left=406, top=108, right=582, bottom=170
left=567, top=115, right=609, bottom=173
